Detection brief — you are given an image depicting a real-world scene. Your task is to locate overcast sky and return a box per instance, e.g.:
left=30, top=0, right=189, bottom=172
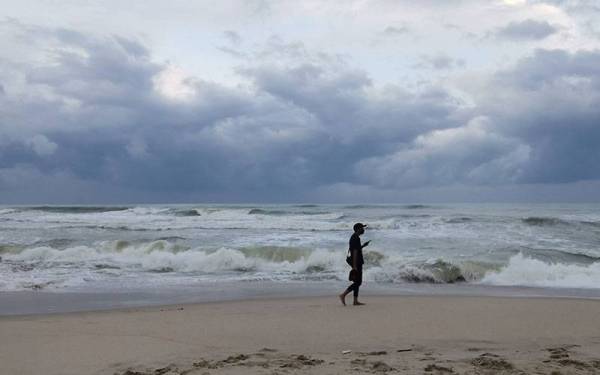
left=1, top=0, right=600, bottom=204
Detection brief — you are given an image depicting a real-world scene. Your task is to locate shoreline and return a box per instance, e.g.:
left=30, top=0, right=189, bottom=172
left=3, top=280, right=600, bottom=316
left=2, top=294, right=600, bottom=374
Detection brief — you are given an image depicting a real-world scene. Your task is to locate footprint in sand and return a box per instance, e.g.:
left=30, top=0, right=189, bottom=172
left=545, top=346, right=593, bottom=370
left=424, top=363, right=455, bottom=373
left=470, top=353, right=515, bottom=372
left=350, top=358, right=394, bottom=372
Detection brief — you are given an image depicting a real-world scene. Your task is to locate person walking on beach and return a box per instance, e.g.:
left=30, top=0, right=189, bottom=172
left=339, top=223, right=370, bottom=306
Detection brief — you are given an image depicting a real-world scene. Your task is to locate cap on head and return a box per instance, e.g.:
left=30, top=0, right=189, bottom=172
left=353, top=223, right=367, bottom=232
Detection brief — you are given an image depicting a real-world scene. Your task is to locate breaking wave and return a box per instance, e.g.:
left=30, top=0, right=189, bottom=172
left=371, top=257, right=492, bottom=284
left=0, top=242, right=343, bottom=289
left=2, top=203, right=600, bottom=293
left=3, top=240, right=600, bottom=291
left=481, top=253, right=600, bottom=289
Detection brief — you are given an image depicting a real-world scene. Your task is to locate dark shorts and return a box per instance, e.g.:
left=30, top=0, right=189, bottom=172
left=349, top=269, right=363, bottom=283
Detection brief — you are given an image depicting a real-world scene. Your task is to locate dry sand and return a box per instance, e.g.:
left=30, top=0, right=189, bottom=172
left=2, top=295, right=600, bottom=374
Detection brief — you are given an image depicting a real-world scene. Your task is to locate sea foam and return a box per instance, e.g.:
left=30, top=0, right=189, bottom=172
left=481, top=253, right=600, bottom=289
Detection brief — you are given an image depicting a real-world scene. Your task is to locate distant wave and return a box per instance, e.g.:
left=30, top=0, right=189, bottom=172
left=403, top=204, right=433, bottom=209
left=172, top=209, right=201, bottom=217
left=248, top=208, right=287, bottom=215
left=580, top=221, right=600, bottom=227
left=522, top=216, right=567, bottom=226
left=343, top=204, right=384, bottom=209
left=32, top=238, right=76, bottom=249
left=25, top=206, right=130, bottom=214
left=247, top=208, right=344, bottom=219
left=445, top=217, right=473, bottom=224
left=522, top=216, right=600, bottom=228
left=518, top=247, right=600, bottom=265
left=248, top=208, right=320, bottom=216
left=343, top=204, right=434, bottom=209
left=57, top=225, right=152, bottom=231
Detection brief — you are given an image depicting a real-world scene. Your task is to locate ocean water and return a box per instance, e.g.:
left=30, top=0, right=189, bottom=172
left=1, top=203, right=600, bottom=309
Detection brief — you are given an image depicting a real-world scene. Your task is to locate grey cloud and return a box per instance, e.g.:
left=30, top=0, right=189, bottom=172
left=355, top=117, right=530, bottom=189
left=474, top=48, right=600, bottom=184
left=255, top=36, right=310, bottom=61
left=223, top=30, right=242, bottom=45
left=25, top=135, right=58, bottom=156
left=0, top=24, right=465, bottom=202
left=530, top=1, right=600, bottom=38
left=493, top=19, right=560, bottom=40
left=493, top=48, right=600, bottom=90
left=346, top=48, right=600, bottom=191
left=413, top=54, right=466, bottom=70
left=444, top=24, right=461, bottom=30
left=217, top=30, right=246, bottom=58
left=532, top=0, right=600, bottom=13
left=1, top=22, right=600, bottom=203
left=216, top=45, right=247, bottom=58
left=382, top=25, right=410, bottom=36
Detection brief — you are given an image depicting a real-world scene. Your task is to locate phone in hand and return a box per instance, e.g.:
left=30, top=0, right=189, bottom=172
left=364, top=240, right=371, bottom=247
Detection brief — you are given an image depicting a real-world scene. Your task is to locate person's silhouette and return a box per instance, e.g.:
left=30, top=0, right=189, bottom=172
left=339, top=223, right=370, bottom=306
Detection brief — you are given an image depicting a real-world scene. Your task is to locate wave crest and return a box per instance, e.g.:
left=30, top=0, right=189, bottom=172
left=522, top=217, right=566, bottom=226
left=481, top=253, right=600, bottom=289
left=27, top=206, right=130, bottom=214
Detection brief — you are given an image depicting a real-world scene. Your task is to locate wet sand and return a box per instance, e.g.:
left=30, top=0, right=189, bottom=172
left=2, top=295, right=600, bottom=374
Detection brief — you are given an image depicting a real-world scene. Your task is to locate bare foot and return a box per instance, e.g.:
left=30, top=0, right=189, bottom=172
left=353, top=301, right=365, bottom=306
left=339, top=294, right=346, bottom=306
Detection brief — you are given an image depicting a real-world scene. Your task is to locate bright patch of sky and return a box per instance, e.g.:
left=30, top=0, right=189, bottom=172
left=6, top=0, right=598, bottom=89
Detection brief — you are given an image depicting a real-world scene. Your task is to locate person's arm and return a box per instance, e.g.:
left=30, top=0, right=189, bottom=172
left=361, top=240, right=370, bottom=249
left=352, top=248, right=359, bottom=271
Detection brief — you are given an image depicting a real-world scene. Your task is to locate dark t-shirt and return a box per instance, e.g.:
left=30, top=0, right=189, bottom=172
left=349, top=233, right=364, bottom=267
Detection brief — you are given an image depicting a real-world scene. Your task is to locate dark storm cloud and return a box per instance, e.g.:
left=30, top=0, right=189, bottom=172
left=492, top=19, right=559, bottom=40
left=0, top=23, right=464, bottom=202
left=476, top=48, right=600, bottom=184
left=1, top=21, right=600, bottom=203
left=357, top=47, right=600, bottom=190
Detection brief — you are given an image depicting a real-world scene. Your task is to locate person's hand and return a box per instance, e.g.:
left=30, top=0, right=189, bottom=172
left=363, top=240, right=371, bottom=247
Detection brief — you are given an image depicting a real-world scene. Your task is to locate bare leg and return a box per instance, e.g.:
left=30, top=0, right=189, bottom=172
left=339, top=292, right=347, bottom=306
left=353, top=297, right=365, bottom=306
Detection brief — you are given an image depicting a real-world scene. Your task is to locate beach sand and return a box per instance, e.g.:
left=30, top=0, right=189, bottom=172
left=2, top=295, right=600, bottom=375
